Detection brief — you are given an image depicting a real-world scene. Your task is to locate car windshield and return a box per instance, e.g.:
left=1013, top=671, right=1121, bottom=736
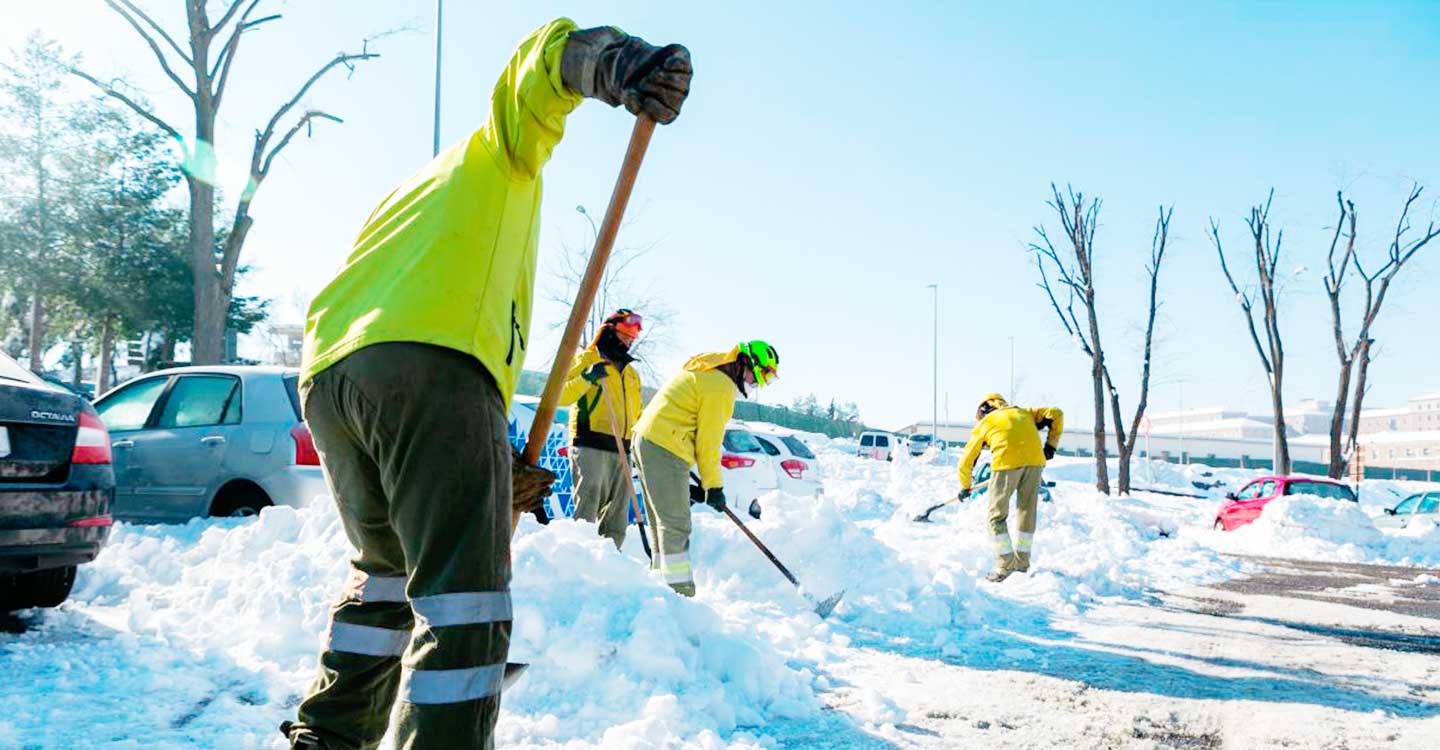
left=911, top=435, right=931, bottom=443
left=781, top=436, right=815, bottom=459
left=1285, top=481, right=1356, bottom=502
left=723, top=429, right=764, bottom=453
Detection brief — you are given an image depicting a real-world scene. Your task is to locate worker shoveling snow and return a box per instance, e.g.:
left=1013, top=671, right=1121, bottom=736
left=3, top=437, right=1438, bottom=748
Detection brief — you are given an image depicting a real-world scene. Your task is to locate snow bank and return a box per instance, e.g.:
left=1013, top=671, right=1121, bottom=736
left=1205, top=496, right=1440, bottom=567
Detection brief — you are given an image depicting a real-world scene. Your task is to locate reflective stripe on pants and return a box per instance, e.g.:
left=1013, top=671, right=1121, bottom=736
left=635, top=437, right=697, bottom=596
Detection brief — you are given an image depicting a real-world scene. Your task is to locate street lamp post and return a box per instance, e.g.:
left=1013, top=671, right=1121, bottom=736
left=432, top=0, right=444, bottom=156
left=927, top=284, right=938, bottom=444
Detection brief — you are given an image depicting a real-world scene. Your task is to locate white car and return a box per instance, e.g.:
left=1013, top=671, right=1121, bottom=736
left=857, top=430, right=895, bottom=461
left=750, top=430, right=823, bottom=499
left=906, top=433, right=937, bottom=457
left=719, top=424, right=779, bottom=518
left=1375, top=492, right=1440, bottom=529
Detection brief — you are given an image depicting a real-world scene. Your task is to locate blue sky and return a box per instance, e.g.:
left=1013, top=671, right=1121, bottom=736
left=6, top=1, right=1439, bottom=428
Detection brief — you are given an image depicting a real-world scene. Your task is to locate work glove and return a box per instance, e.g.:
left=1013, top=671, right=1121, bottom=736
left=957, top=488, right=972, bottom=503
left=561, top=26, right=692, bottom=124
left=1043, top=444, right=1056, bottom=461
left=704, top=487, right=727, bottom=513
left=511, top=449, right=557, bottom=519
left=688, top=481, right=705, bottom=505
left=582, top=361, right=608, bottom=384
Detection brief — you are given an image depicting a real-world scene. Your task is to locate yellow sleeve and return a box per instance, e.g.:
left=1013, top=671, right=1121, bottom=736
left=479, top=18, right=586, bottom=180
left=1033, top=407, right=1065, bottom=447
left=559, top=350, right=601, bottom=406
left=623, top=366, right=643, bottom=438
left=957, top=424, right=987, bottom=490
left=695, top=374, right=737, bottom=490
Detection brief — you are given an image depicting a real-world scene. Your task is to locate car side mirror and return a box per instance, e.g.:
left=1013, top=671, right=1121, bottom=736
left=1384, top=508, right=1396, bottom=516
left=1224, top=492, right=1238, bottom=501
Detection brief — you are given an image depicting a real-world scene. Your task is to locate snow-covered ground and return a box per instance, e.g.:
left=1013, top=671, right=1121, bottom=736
left=3, top=434, right=1439, bottom=748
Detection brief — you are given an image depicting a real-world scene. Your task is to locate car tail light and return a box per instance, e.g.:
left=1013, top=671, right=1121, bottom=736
left=67, top=515, right=114, bottom=528
left=781, top=459, right=806, bottom=479
left=71, top=410, right=112, bottom=465
left=721, top=453, right=755, bottom=470
left=291, top=423, right=320, bottom=466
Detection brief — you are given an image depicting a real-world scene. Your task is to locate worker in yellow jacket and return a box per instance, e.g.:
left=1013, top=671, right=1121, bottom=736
left=632, top=341, right=779, bottom=596
left=957, top=394, right=1064, bottom=582
left=284, top=19, right=691, bottom=750
left=559, top=309, right=645, bottom=549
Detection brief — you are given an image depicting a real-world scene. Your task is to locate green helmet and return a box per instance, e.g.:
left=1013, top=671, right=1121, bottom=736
left=739, top=340, right=779, bottom=387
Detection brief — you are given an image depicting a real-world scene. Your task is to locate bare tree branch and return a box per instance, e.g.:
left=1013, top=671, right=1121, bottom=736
left=211, top=3, right=281, bottom=104
left=68, top=68, right=181, bottom=141
left=103, top=0, right=197, bottom=99
left=211, top=0, right=259, bottom=35
left=110, top=0, right=193, bottom=65
left=253, top=48, right=380, bottom=168
left=258, top=110, right=342, bottom=178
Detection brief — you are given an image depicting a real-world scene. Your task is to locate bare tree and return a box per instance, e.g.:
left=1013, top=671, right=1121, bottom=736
left=70, top=0, right=380, bottom=364
left=1034, top=184, right=1173, bottom=494
left=1210, top=190, right=1291, bottom=474
left=1030, top=184, right=1110, bottom=494
left=1322, top=184, right=1438, bottom=478
left=547, top=207, right=675, bottom=383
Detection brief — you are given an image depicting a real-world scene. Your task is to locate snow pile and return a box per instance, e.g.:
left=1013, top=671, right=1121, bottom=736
left=26, top=505, right=820, bottom=749
left=503, top=519, right=819, bottom=747
left=1208, top=496, right=1440, bottom=567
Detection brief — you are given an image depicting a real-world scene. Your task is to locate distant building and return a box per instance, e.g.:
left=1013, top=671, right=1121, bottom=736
left=1358, top=393, right=1440, bottom=434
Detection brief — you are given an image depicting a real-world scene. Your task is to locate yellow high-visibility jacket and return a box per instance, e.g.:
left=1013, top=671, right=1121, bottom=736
left=634, top=347, right=742, bottom=490
left=300, top=18, right=585, bottom=406
left=559, top=348, right=643, bottom=451
left=958, top=406, right=1065, bottom=489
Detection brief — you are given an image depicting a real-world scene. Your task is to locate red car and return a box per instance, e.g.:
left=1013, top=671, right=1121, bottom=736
left=1213, top=475, right=1357, bottom=531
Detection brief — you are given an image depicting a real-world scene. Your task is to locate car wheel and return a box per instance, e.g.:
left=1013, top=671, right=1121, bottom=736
left=6, top=566, right=77, bottom=610
left=1212, top=519, right=1225, bottom=532
left=748, top=499, right=762, bottom=520
left=210, top=483, right=272, bottom=518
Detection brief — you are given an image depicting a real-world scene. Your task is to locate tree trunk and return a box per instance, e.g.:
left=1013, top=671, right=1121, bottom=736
left=70, top=339, right=83, bottom=389
left=1326, top=360, right=1353, bottom=479
left=1345, top=339, right=1372, bottom=474
left=187, top=174, right=224, bottom=364
left=1090, top=352, right=1110, bottom=494
left=1270, top=380, right=1292, bottom=474
left=28, top=294, right=45, bottom=372
left=97, top=318, right=115, bottom=394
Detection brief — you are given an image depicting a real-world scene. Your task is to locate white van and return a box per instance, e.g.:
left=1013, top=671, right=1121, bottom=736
left=857, top=431, right=894, bottom=461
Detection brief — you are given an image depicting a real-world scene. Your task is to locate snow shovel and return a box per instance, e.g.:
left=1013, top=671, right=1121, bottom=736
left=599, top=381, right=653, bottom=561
left=691, top=474, right=844, bottom=618
left=912, top=479, right=993, bottom=523
left=512, top=116, right=657, bottom=534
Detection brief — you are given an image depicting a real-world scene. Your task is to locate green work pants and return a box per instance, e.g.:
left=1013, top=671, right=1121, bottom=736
left=987, top=465, right=1042, bottom=572
left=634, top=437, right=695, bottom=596
left=571, top=446, right=632, bottom=549
left=293, top=343, right=512, bottom=750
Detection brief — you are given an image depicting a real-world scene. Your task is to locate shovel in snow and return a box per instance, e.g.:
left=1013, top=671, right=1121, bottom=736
left=912, top=479, right=993, bottom=523
left=691, top=474, right=844, bottom=618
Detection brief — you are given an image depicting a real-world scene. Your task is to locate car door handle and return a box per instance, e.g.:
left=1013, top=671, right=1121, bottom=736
left=112, top=439, right=134, bottom=449
left=200, top=436, right=227, bottom=446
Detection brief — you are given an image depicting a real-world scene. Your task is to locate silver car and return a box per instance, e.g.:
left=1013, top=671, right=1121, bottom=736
left=93, top=366, right=327, bottom=521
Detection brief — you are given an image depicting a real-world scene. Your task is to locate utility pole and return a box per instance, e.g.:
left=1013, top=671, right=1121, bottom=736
left=432, top=0, right=444, bottom=156
left=927, top=284, right=938, bottom=442
left=1008, top=336, right=1015, bottom=399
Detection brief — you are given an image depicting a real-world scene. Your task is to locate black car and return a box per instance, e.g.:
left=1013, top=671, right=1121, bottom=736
left=0, top=352, right=114, bottom=610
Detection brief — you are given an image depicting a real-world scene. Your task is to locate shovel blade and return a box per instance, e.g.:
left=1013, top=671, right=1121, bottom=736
left=813, top=590, right=845, bottom=619
left=502, top=662, right=529, bottom=691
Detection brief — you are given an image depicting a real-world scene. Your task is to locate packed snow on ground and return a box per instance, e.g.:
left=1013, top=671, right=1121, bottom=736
left=1, top=429, right=1437, bottom=748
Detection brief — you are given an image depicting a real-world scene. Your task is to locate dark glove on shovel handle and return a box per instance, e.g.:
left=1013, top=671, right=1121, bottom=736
left=512, top=449, right=557, bottom=523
